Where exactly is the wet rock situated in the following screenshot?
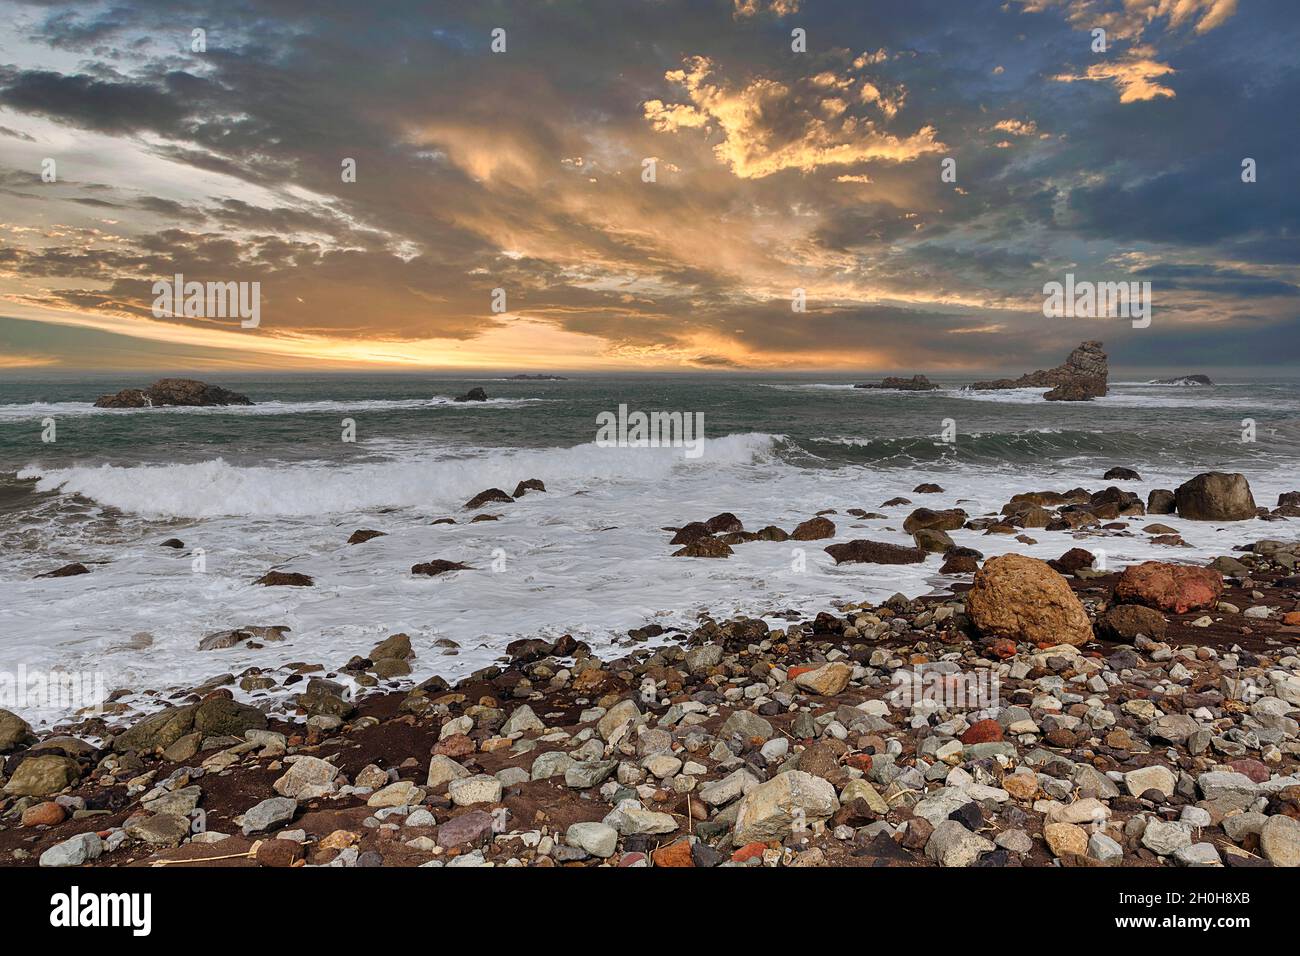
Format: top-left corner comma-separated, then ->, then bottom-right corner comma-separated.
347,529 -> 386,545
512,478 -> 546,497
453,387 -> 488,402
792,516 -> 835,540
913,528 -> 954,553
902,507 -> 967,533
1147,489 -> 1176,514
824,540 -> 925,565
1175,472 -> 1257,521
1104,467 -> 1141,480
412,559 -> 472,576
703,512 -> 743,534
254,571 -> 313,587
672,538 -> 733,558
464,487 -> 512,509
36,563 -> 91,578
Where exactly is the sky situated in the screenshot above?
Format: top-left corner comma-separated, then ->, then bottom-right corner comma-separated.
0,0 -> 1296,373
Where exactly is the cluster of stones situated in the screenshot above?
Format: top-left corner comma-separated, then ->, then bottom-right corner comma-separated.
6,534 -> 1299,867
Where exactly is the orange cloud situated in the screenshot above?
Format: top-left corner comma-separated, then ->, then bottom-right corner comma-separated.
644,56 -> 944,179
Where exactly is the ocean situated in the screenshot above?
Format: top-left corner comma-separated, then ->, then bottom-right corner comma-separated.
2,372 -> 1298,729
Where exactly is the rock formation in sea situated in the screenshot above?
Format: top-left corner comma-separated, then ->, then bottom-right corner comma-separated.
968,341 -> 1107,402
1149,374 -> 1214,386
93,378 -> 254,408
454,387 -> 489,402
853,375 -> 938,391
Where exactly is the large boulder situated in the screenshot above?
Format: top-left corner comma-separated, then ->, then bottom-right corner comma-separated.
193,695 -> 267,737
0,709 -> 35,752
966,554 -> 1093,647
732,771 -> 840,843
94,378 -> 252,408
3,754 -> 81,796
1175,472 -> 1257,521
1113,562 -> 1223,614
112,705 -> 197,753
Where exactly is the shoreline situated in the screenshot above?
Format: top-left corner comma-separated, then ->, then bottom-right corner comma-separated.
2,470 -> 1299,868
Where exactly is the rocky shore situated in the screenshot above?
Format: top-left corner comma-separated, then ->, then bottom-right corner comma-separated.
5,472 -> 1300,870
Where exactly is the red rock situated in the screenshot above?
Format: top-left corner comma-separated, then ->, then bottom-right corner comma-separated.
21,802 -> 66,827
652,839 -> 695,867
787,666 -> 816,680
1228,758 -> 1270,784
844,753 -> 873,771
960,719 -> 1004,744
432,734 -> 475,757
256,839 -> 305,867
731,842 -> 769,863
1113,561 -> 1224,614
619,852 -> 646,867
1283,611 -> 1300,626
984,638 -> 1018,660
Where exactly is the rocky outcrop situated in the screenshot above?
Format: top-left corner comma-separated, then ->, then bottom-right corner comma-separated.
1175,472 -> 1258,521
854,375 -> 938,391
94,378 -> 253,408
966,554 -> 1093,647
969,341 -> 1107,402
453,387 -> 489,402
1149,374 -> 1213,386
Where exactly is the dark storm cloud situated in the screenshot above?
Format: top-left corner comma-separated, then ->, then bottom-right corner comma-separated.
0,0 -> 1295,369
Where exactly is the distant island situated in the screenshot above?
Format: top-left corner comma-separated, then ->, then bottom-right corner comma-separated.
94,378 -> 254,408
854,375 -> 938,391
1148,374 -> 1214,386
507,374 -> 567,381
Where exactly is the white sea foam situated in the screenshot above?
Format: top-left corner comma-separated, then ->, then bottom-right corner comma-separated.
0,396 -> 548,422
3,432 -> 1297,728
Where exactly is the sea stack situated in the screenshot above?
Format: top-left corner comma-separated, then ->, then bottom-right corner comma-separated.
969,341 -> 1107,402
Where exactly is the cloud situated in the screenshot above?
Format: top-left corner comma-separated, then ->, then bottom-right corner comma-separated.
1052,48 -> 1177,102
644,55 -> 944,179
